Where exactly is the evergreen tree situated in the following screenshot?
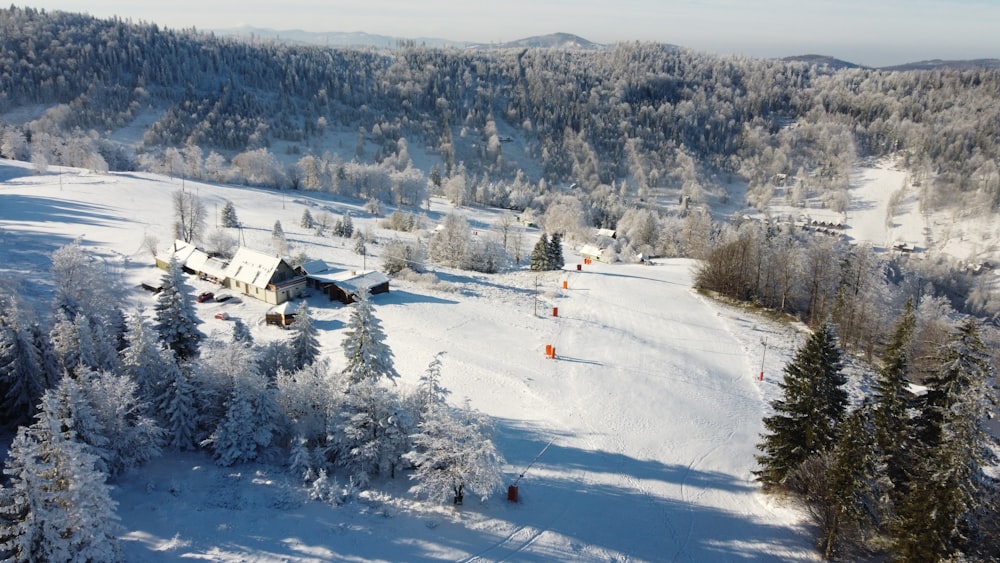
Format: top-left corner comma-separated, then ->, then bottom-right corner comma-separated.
335,377 -> 410,486
530,233 -> 551,271
820,404 -> 879,559
49,308 -> 80,374
300,208 -> 314,229
231,317 -> 254,346
0,387 -> 122,561
120,310 -> 171,410
341,291 -> 399,385
271,219 -> 285,239
755,321 -> 848,487
220,200 -> 240,228
0,301 -> 52,428
203,369 -> 283,466
155,351 -> 199,450
547,231 -> 565,270
288,302 -> 320,371
154,256 -> 204,361
75,366 -> 164,477
893,319 -> 995,561
871,300 -> 916,518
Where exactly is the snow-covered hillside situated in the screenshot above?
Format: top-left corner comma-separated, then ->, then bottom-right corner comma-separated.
0,160 -> 825,561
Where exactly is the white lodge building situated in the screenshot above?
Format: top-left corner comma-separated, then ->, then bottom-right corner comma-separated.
223,247 -> 306,305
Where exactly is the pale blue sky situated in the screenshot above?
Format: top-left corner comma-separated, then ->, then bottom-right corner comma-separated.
24,0 -> 1000,66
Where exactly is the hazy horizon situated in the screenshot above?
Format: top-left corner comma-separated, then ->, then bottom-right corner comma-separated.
18,0 -> 1000,67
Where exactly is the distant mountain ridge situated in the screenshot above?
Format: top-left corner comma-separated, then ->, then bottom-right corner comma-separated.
215,26 -> 997,69
212,27 -> 604,50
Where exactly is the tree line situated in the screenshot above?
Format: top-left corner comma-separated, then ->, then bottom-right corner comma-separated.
755,312 -> 998,560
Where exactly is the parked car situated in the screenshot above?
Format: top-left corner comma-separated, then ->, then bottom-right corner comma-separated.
214,293 -> 238,303
197,291 -> 214,303
214,312 -> 230,321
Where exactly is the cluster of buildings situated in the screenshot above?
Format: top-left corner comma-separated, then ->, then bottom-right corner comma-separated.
154,240 -> 389,309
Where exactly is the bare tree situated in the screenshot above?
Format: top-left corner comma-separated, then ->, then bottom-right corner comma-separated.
172,189 -> 206,244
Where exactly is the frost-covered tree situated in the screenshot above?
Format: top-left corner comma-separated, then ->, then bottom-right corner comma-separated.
155,351 -> 198,450
172,188 -> 206,244
154,257 -> 204,360
381,238 -> 426,275
755,321 -> 848,487
120,310 -> 171,408
335,377 -> 409,485
341,290 -> 398,385
231,317 -> 254,346
288,302 -> 320,371
276,360 -> 342,471
271,219 -> 285,239
0,299 -> 54,427
0,394 -> 122,562
333,213 -> 354,238
203,369 -> 284,466
300,208 -> 314,229
405,398 -> 505,504
428,211 -> 471,268
74,366 -> 164,477
220,200 -> 240,228
893,319 -> 995,560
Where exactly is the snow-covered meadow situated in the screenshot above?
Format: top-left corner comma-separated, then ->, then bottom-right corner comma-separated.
0,157 -> 870,561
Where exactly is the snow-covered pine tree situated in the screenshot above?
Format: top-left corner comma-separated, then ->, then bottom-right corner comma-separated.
155,353 -> 199,450
335,377 -> 409,485
300,208 -> 314,229
529,233 -> 550,271
404,399 -> 505,504
76,366 -> 164,477
0,301 -> 53,428
154,256 -> 204,361
547,231 -> 565,270
288,302 -> 320,371
0,387 -> 122,561
272,219 -> 285,239
277,359 -> 342,472
220,200 -> 240,228
755,321 -> 848,487
120,310 -> 171,409
49,307 -> 80,374
203,368 -> 284,466
231,317 -> 254,346
341,290 -> 399,385
893,319 -> 995,560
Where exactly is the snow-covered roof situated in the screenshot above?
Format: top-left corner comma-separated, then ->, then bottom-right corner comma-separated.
325,270 -> 389,293
156,239 -> 200,266
268,300 -> 298,315
225,247 -> 283,288
298,259 -> 331,275
579,244 -> 604,256
595,228 -> 617,239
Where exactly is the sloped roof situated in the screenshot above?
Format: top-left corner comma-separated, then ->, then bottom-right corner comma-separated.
156,239 -> 200,266
580,244 -> 604,256
327,270 -> 389,293
298,259 -> 331,275
225,247 -> 283,289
